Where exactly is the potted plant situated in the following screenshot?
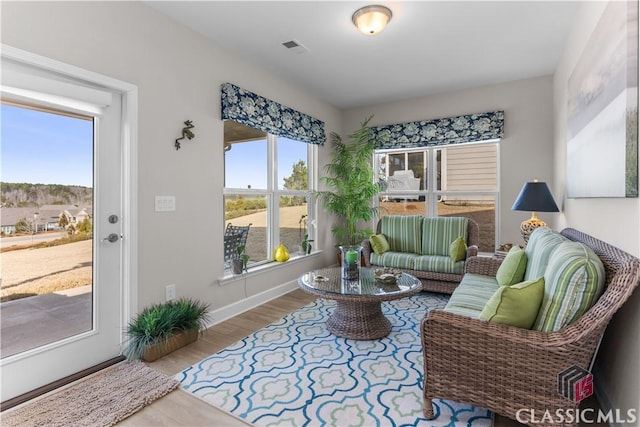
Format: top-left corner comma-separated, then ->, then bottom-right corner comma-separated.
299,214 -> 314,255
232,245 -> 249,274
123,298 -> 210,362
315,116 -> 382,277
301,233 -> 314,255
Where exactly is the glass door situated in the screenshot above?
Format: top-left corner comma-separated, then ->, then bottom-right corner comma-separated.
0,59 -> 127,402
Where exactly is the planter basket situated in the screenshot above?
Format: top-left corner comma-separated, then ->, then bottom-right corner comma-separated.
142,328 -> 199,362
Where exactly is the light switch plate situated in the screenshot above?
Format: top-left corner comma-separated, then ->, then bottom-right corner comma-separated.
155,196 -> 175,212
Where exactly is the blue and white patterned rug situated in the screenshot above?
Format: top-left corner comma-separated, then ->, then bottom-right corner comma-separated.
177,293 -> 493,427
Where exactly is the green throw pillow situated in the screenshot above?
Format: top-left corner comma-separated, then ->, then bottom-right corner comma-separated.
496,246 -> 528,286
449,236 -> 467,262
478,277 -> 545,329
370,234 -> 390,255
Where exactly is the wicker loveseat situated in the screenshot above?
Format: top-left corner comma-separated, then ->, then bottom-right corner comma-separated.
421,227 -> 640,426
362,215 -> 479,293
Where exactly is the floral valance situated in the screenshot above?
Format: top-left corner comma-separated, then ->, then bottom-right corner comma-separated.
221,83 -> 325,145
370,111 -> 504,149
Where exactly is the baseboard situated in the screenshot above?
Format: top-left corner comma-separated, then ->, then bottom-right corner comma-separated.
205,280 -> 298,327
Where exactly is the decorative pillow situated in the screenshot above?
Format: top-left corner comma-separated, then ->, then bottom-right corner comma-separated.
449,236 -> 467,262
369,234 -> 390,255
523,227 -> 566,281
533,241 -> 605,332
478,277 -> 545,329
496,246 -> 528,286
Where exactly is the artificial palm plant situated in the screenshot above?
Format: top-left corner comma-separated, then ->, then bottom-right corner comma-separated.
316,116 -> 381,246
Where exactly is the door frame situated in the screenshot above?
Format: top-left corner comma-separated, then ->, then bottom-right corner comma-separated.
0,44 -> 138,401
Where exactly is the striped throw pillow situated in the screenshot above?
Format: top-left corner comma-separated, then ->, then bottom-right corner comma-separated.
533,241 -> 605,332
421,217 -> 469,256
523,227 -> 566,281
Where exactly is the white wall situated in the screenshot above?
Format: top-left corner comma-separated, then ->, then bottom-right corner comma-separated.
553,1 -> 640,419
343,76 -> 556,247
0,1 -> 340,311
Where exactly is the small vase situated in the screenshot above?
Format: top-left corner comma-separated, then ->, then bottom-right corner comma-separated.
232,259 -> 244,275
340,245 -> 362,280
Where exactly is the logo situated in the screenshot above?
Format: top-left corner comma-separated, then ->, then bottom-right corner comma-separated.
558,365 -> 593,402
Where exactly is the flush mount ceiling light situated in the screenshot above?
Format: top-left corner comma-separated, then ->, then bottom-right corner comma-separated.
352,5 -> 392,36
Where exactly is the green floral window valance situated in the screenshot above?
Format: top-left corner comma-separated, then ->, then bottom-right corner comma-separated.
221,83 -> 325,145
371,111 -> 504,149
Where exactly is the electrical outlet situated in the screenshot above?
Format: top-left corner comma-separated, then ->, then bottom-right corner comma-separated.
165,284 -> 176,301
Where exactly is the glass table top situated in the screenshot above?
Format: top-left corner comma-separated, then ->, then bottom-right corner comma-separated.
299,267 -> 421,297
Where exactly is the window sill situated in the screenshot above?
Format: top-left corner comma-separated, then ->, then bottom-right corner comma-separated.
218,251 -> 323,286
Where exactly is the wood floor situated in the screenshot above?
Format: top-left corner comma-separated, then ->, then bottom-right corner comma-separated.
119,289 -> 603,427
119,289 -> 317,426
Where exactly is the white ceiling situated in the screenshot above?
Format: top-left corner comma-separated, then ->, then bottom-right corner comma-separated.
146,1 -> 581,109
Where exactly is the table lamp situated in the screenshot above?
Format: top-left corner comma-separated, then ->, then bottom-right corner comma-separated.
511,180 -> 559,243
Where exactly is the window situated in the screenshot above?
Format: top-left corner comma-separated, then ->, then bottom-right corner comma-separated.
223,121 -> 315,272
376,142 -> 499,252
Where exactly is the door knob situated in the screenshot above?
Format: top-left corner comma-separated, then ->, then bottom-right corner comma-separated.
103,233 -> 120,243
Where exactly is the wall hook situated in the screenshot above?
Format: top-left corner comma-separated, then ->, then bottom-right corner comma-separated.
175,120 -> 195,150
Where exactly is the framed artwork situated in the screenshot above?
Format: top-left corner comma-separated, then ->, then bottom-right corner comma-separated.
567,0 -> 638,198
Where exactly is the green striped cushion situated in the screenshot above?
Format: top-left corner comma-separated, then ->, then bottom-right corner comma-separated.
523,227 -> 566,281
533,241 -> 605,332
369,251 -> 416,270
414,255 -> 465,274
380,215 -> 422,254
421,217 -> 469,256
445,274 -> 500,313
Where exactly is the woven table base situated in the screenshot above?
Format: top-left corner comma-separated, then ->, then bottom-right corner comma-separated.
327,300 -> 391,339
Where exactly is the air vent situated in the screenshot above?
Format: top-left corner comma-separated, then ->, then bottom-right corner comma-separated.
281,39 -> 309,54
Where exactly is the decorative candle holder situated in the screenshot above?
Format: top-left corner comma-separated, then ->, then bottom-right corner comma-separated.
340,245 -> 362,280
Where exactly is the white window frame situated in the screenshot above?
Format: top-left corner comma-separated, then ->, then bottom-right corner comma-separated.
223,132 -> 317,274
375,141 -> 500,252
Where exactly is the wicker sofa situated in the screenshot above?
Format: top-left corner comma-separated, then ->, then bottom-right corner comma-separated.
362,215 -> 479,293
421,227 -> 640,426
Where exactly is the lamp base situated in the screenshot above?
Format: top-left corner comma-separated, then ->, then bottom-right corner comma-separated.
520,215 -> 547,244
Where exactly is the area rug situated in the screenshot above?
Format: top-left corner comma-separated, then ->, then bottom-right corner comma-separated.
177,293 -> 493,427
2,360 -> 179,427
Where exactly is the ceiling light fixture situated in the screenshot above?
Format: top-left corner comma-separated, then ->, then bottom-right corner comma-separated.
352,5 -> 392,36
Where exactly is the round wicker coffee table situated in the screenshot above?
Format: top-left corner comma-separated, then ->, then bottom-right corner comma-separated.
298,267 -> 421,340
